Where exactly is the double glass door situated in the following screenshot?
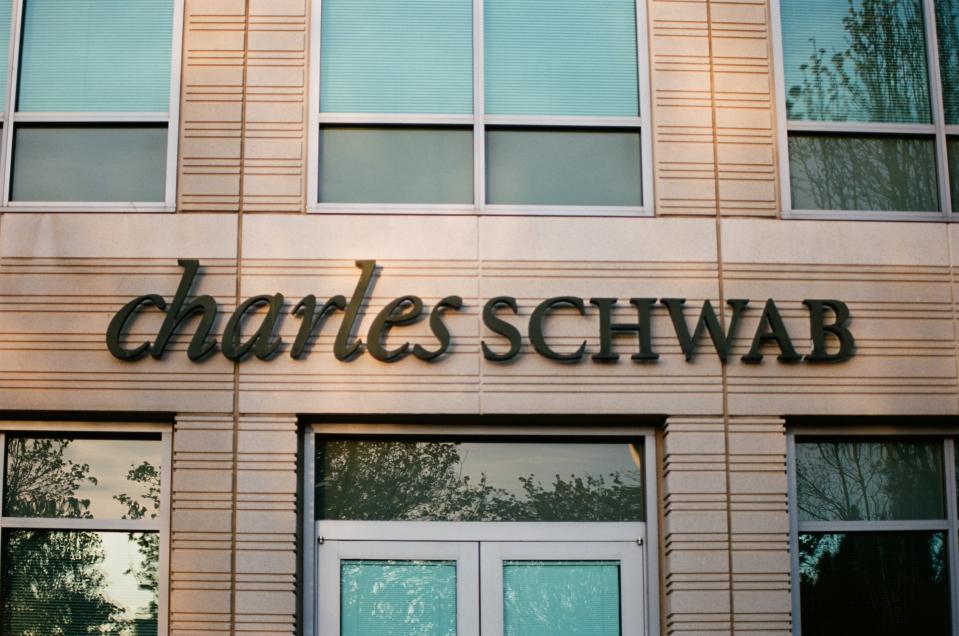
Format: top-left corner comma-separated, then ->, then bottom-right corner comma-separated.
309,435 -> 653,635
316,526 -> 646,636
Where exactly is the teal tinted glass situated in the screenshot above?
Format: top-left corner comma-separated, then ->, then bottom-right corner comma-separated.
317,439 -> 644,521
319,126 -> 472,204
12,125 -> 168,202
950,138 -> 959,207
796,439 -> 945,521
0,0 -> 10,99
341,560 -> 456,636
2,530 -> 159,636
788,133 -> 939,212
485,0 -> 638,116
503,561 -> 620,636
320,0 -> 471,114
781,0 -> 931,123
486,129 -> 642,206
4,436 -> 162,519
799,532 -> 948,635
937,0 -> 959,123
18,0 -> 173,112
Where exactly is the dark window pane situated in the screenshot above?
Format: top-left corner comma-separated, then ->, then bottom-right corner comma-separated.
796,439 -> 945,521
11,125 -> 168,202
781,0 -> 931,123
2,530 -> 159,636
486,128 -> 642,206
4,436 -> 162,519
799,532 -> 949,636
316,440 -> 645,521
788,134 -> 939,212
936,0 -> 959,124
318,126 -> 472,204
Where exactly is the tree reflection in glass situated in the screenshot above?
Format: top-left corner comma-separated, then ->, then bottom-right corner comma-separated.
781,0 -> 940,211
1,436 -> 161,635
316,440 -> 644,521
796,439 -> 944,521
340,560 -> 456,636
799,532 -> 949,635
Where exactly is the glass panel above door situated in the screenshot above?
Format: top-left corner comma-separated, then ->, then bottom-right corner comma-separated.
316,439 -> 645,521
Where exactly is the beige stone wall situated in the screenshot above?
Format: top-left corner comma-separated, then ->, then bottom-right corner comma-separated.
0,0 -> 951,634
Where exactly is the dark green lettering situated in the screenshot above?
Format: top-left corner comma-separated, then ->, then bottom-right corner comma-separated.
413,296 -> 464,361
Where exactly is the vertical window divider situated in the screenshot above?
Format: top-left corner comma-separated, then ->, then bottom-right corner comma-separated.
786,431 -> 802,636
307,0 -> 322,207
1,0 -> 23,206
473,0 -> 485,211
158,430 -> 172,636
945,438 -> 959,636
923,0 -> 953,216
636,0 -> 654,211
301,431 -> 316,636
164,0 -> 185,209
0,431 -> 5,614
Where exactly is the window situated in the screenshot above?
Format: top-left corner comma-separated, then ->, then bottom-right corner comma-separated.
308,0 -> 653,214
788,433 -> 959,635
773,0 -> 959,218
0,423 -> 171,635
302,425 -> 660,635
0,0 -> 182,210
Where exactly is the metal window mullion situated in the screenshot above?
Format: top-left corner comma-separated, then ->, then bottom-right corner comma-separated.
307,0 -> 323,207
164,0 -> 185,209
797,519 -> 950,532
642,431 -> 661,636
316,112 -> 473,126
11,111 -> 170,123
0,517 -> 161,531
303,432 -> 316,636
921,0 -> 952,216
158,430 -> 172,636
943,438 -> 959,636
635,0 -> 654,213
483,114 -> 643,128
473,0 -> 485,209
2,0 -> 24,205
769,0 -> 794,216
787,432 -> 802,636
785,119 -> 938,135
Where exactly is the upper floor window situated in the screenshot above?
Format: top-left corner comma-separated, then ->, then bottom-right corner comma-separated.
774,0 -> 959,219
0,0 -> 182,211
308,0 -> 653,214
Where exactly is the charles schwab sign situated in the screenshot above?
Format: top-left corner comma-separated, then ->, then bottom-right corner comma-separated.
106,259 -> 855,364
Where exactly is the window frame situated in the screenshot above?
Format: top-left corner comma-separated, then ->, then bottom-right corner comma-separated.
301,422 -> 661,636
0,420 -> 172,635
306,0 -> 655,216
770,0 -> 958,221
0,0 -> 184,213
786,427 -> 959,636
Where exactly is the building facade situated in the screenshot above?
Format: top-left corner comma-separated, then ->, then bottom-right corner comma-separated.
0,0 -> 956,634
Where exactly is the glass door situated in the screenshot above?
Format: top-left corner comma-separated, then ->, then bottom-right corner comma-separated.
317,537 -> 643,636
480,541 -> 644,636
317,540 -> 479,636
